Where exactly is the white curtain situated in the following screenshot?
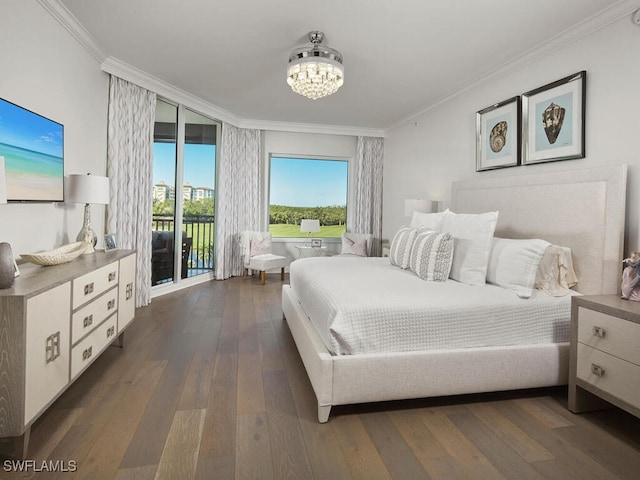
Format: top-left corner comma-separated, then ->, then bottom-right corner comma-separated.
106,76 -> 156,307
349,136 -> 384,256
215,123 -> 262,280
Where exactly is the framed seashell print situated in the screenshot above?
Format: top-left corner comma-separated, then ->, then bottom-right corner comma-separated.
476,96 -> 521,171
521,71 -> 586,165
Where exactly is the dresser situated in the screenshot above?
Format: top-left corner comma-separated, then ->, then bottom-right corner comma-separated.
568,295 -> 640,419
0,250 -> 136,458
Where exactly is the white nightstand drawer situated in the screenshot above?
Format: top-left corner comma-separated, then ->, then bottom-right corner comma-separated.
577,343 -> 640,409
577,307 -> 640,365
71,315 -> 118,380
71,288 -> 118,345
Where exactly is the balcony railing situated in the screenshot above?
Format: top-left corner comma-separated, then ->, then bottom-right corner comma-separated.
152,214 -> 215,284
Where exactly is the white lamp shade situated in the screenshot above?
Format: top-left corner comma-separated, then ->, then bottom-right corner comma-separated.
404,198 -> 429,217
66,174 -> 109,204
300,219 -> 321,234
0,157 -> 6,204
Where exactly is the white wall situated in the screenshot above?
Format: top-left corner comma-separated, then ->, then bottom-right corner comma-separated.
262,131 -> 357,261
0,1 -> 109,257
383,16 -> 640,253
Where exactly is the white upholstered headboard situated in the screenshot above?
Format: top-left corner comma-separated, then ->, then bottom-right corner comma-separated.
451,165 -> 627,296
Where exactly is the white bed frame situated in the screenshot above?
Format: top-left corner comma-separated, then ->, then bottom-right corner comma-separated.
282,165 -> 627,422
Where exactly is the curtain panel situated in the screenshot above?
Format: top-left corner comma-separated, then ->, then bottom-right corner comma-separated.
215,124 -> 262,280
349,136 -> 384,257
106,76 -> 156,307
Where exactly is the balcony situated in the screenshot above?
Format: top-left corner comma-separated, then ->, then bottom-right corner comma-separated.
151,214 -> 215,285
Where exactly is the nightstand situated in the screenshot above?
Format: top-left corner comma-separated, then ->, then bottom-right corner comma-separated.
568,295 -> 640,419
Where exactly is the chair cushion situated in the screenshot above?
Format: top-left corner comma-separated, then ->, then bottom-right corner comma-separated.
248,253 -> 287,271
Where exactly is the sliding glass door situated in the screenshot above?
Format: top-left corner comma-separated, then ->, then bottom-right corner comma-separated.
152,100 -> 218,287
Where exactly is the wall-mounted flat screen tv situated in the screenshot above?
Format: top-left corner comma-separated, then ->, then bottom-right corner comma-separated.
0,97 -> 64,202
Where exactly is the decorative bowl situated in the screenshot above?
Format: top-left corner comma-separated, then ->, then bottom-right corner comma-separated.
21,241 -> 90,266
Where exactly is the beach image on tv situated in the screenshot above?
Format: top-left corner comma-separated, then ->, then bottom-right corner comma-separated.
0,98 -> 64,202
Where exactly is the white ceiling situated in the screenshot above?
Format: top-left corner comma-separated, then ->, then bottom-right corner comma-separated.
55,0 -> 636,131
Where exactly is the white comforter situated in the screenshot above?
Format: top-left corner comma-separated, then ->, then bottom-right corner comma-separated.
289,256 -> 574,355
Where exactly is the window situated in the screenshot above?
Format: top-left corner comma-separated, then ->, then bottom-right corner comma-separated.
269,156 -> 348,238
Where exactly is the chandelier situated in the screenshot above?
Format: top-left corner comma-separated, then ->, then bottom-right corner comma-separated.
287,31 -> 344,100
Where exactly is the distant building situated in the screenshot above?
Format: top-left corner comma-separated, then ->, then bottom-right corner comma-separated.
154,181 -> 214,202
193,186 -> 215,200
183,182 -> 193,201
153,181 -> 175,202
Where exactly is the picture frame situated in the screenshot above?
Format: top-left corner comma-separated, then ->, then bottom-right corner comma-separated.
311,238 -> 322,248
521,71 -> 586,165
476,96 -> 521,171
104,233 -> 118,251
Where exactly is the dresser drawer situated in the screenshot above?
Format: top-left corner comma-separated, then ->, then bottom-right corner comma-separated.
70,315 -> 118,380
577,307 -> 640,366
71,288 -> 118,344
72,262 -> 119,309
576,343 -> 640,410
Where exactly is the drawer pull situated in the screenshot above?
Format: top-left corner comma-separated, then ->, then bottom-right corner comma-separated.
107,299 -> 116,310
108,271 -> 117,282
84,282 -> 94,295
592,326 -> 606,338
126,282 -> 133,301
45,332 -> 61,363
107,326 -> 115,338
591,363 -> 605,377
83,314 -> 93,328
82,346 -> 93,361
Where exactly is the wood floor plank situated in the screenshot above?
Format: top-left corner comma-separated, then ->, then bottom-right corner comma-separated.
235,413 -> 274,480
114,465 -> 158,480
26,407 -> 84,461
513,397 -> 574,428
154,408 -> 206,480
418,409 -> 508,480
332,415 -> 393,480
263,369 -> 314,479
467,402 -> 554,463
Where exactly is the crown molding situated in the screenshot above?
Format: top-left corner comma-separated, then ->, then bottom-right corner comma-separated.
386,0 -> 640,132
37,0 -> 107,63
239,119 -> 384,138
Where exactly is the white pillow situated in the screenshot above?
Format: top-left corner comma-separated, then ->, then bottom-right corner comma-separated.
250,236 -> 271,256
389,226 -> 418,269
440,210 -> 499,286
341,234 -> 368,256
410,210 -> 448,230
486,237 -> 551,298
535,245 -> 578,296
409,230 -> 453,281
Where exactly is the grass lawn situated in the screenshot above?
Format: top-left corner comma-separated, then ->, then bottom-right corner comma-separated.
270,224 -> 345,238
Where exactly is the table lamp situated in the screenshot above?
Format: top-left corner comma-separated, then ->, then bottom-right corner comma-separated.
300,219 -> 320,245
67,173 -> 109,253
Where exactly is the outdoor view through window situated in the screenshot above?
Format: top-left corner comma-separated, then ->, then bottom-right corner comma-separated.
269,156 -> 348,238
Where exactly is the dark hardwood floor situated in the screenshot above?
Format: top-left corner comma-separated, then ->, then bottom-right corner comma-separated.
3,274 -> 640,479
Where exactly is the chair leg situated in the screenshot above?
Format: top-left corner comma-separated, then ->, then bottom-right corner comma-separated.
243,268 -> 248,278
281,267 -> 285,281
260,271 -> 266,285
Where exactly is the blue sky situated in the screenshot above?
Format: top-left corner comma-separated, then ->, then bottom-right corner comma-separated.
154,143 -> 215,189
0,98 -> 63,158
270,157 -> 348,207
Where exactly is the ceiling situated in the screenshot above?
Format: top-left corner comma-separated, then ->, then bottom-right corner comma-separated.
55,0 -> 634,132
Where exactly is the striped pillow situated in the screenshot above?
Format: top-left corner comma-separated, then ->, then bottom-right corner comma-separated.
389,227 -> 418,269
409,230 -> 454,281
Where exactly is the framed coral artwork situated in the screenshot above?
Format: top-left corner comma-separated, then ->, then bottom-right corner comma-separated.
521,71 -> 586,165
476,96 -> 521,171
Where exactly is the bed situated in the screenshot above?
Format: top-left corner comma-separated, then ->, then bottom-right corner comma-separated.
282,165 -> 627,422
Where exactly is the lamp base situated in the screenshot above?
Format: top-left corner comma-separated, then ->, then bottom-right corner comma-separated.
76,203 -> 97,254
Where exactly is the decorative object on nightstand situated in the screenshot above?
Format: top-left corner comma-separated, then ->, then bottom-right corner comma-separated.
621,251 -> 640,301
0,243 -> 16,289
300,219 -> 320,245
568,295 -> 640,419
66,173 -> 110,254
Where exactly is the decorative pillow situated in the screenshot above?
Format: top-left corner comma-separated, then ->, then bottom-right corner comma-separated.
410,210 -> 448,230
440,210 -> 499,286
486,237 -> 551,298
389,226 -> 419,269
341,235 -> 368,256
249,236 -> 271,256
409,230 -> 453,281
535,245 -> 578,296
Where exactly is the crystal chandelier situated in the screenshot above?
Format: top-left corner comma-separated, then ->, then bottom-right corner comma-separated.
287,31 -> 344,100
